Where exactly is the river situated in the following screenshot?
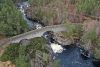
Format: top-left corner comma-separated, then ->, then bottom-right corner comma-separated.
17,1 -> 94,67
17,1 -> 43,30
55,46 -> 93,67
43,31 -> 94,67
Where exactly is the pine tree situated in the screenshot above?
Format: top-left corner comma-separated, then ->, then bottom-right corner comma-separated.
0,0 -> 29,37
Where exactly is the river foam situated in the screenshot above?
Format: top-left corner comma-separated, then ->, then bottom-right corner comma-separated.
50,43 -> 64,53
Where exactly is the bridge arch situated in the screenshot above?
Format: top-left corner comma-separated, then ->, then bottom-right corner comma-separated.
42,31 -> 54,38
42,31 -> 55,43
0,24 -> 66,46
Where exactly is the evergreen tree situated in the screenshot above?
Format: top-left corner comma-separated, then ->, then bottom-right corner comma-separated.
0,0 -> 29,37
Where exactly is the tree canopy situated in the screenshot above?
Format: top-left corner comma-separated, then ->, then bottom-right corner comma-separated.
0,0 -> 29,37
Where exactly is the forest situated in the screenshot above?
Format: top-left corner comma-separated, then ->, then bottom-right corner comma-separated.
0,0 -> 28,37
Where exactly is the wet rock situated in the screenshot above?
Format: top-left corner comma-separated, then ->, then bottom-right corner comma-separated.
54,32 -> 73,46
57,38 -> 72,46
80,49 -> 91,60
93,59 -> 100,67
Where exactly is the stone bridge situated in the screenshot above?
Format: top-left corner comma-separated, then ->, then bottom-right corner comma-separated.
0,24 -> 66,46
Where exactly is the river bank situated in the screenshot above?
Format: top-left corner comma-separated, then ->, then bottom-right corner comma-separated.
17,1 -> 100,67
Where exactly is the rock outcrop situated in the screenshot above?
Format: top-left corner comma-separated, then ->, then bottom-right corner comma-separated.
54,32 -> 73,46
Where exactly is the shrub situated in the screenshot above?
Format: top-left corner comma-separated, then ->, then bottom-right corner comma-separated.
0,43 -> 20,62
0,0 -> 29,37
93,48 -> 100,59
15,55 -> 30,67
76,0 -> 96,15
28,0 -> 54,6
26,0 -> 67,25
26,37 -> 47,51
64,23 -> 83,40
0,37 -> 49,66
95,0 -> 100,9
69,0 -> 76,4
81,29 -> 97,44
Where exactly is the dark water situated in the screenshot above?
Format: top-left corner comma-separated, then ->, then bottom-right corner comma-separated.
55,46 -> 94,67
43,31 -> 94,67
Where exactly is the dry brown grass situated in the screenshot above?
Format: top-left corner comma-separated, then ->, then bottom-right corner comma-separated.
83,20 -> 100,36
26,0 -> 68,25
0,61 -> 15,67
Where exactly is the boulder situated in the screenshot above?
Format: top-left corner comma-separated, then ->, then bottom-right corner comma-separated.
54,32 -> 73,46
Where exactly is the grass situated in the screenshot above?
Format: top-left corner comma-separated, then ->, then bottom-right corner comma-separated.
76,0 -> 96,14
63,23 -> 83,40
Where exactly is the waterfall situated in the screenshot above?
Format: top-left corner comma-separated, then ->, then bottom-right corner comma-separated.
50,43 -> 64,53
18,2 -> 43,30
